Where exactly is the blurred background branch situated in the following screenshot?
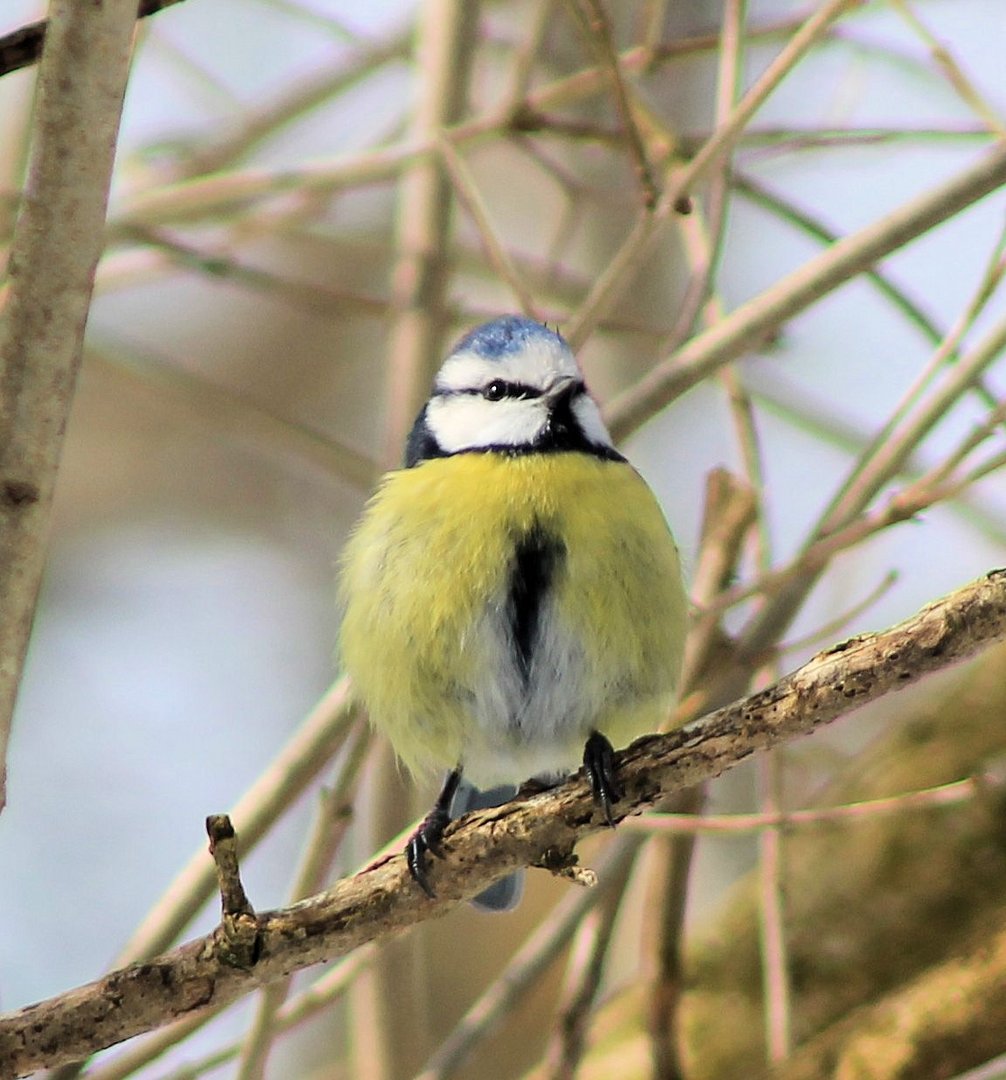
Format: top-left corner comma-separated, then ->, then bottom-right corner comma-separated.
0,0 -> 137,811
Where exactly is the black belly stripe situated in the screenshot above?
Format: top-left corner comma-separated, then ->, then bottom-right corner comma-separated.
507,525 -> 566,683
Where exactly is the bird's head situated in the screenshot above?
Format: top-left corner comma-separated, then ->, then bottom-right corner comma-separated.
408,315 -> 617,465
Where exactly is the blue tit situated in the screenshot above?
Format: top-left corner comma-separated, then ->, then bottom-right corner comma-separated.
339,315 -> 687,910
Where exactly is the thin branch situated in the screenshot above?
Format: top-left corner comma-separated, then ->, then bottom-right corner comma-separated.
623,774 -> 990,835
502,0 -> 555,106
644,471 -> 758,1080
380,0 -> 478,463
41,696 -> 360,1080
758,754 -> 792,1063
0,1 -> 186,80
564,0 -> 862,349
114,683 -> 357,966
361,6 -> 482,1077
818,217 -> 1006,532
111,14 -> 809,227
566,0 -> 660,208
103,222 -> 393,318
235,729 -> 371,1080
174,31 -> 411,179
681,469 -> 759,689
735,310 -> 1006,657
87,341 -> 378,493
731,171 -> 946,354
437,135 -> 540,317
779,571 -> 900,656
604,141 -> 1006,442
415,839 -> 646,1080
544,856 -> 635,1080
646,6 -> 753,1067
890,0 -> 1006,138
0,0 -> 138,812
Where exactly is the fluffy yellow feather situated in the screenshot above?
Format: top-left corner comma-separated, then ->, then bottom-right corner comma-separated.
340,451 -> 686,784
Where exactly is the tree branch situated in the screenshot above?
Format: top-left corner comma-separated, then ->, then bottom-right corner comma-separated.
1,570 -> 1005,1077
0,1 -> 186,81
604,139 -> 1006,441
0,0 -> 138,812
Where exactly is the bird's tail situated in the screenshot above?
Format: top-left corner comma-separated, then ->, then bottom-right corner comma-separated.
451,780 -> 523,912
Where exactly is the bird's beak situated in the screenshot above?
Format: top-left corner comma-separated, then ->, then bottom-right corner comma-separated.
544,375 -> 580,406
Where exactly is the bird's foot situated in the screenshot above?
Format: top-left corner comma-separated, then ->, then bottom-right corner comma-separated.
406,767 -> 462,898
583,731 -> 622,827
406,809 -> 450,898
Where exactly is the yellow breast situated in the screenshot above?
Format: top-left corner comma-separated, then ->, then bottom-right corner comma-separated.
339,452 -> 687,783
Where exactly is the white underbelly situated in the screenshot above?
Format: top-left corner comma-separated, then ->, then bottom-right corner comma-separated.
459,597 -> 601,787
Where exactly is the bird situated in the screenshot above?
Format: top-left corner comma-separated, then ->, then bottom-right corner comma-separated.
339,315 -> 687,910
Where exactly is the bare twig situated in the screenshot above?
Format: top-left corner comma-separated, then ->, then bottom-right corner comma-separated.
207,815 -> 254,919
646,470 -> 756,1080
206,815 -> 260,971
624,774 -> 991,835
0,0 -> 138,812
544,854 -> 635,1080
644,4 -> 753,1055
604,141 -> 1006,441
0,1 -> 185,80
737,310 -> 1006,656
758,754 -> 792,1063
437,135 -> 540,316
780,571 -> 900,655
566,0 -> 660,208
115,683 -> 358,966
40,701 -> 360,1080
235,728 -> 370,1080
732,171 -> 945,347
83,948 -> 377,1080
86,342 -> 378,492
681,470 -> 759,689
564,0 -> 863,349
111,15 -> 808,227
174,30 -> 411,179
502,0 -> 555,105
890,0 -> 1006,138
415,839 -> 645,1080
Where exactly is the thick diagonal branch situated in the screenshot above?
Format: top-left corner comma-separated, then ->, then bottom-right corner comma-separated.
1,569 -> 1005,1077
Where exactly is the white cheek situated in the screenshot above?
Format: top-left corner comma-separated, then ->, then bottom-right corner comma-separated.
573,396 -> 614,448
426,396 -> 547,452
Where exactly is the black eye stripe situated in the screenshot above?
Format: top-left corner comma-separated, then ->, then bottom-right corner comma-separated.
434,379 -> 587,400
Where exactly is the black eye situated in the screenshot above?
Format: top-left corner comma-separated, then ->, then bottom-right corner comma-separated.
480,380 -> 543,401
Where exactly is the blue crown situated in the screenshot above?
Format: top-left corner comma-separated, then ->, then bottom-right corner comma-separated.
452,315 -> 569,359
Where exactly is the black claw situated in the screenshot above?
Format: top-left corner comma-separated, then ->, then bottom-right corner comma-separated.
584,731 -> 622,826
406,811 -> 448,898
405,767 -> 462,898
